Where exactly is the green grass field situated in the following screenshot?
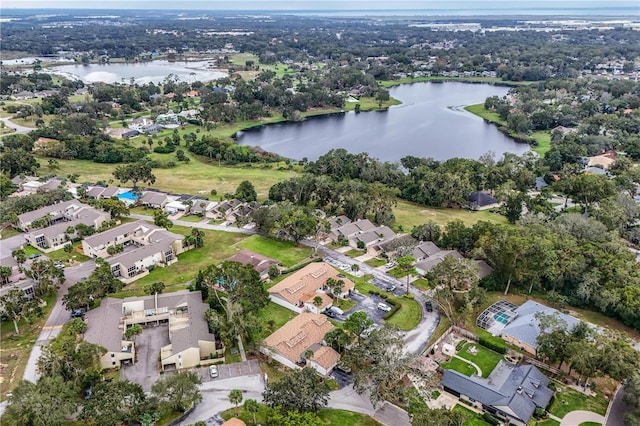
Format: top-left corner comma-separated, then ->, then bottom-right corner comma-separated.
236,235 -> 312,267
257,302 -> 297,340
548,383 -> 609,419
364,258 -> 386,268
411,278 -> 430,291
455,342 -> 504,378
393,199 -> 507,230
220,404 -> 382,426
452,404 -> 491,426
441,357 -> 479,377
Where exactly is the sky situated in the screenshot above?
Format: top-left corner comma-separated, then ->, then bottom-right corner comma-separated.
0,0 -> 636,10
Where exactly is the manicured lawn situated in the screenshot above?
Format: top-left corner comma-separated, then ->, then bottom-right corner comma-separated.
21,244 -> 90,266
456,342 -> 504,378
220,404 -> 382,426
178,214 -> 205,223
452,404 -> 491,426
531,131 -> 552,157
412,278 -> 430,291
237,235 -> 312,267
535,419 -> 561,426
441,357 -> 479,377
549,383 -> 609,419
109,229 -> 248,297
365,258 -> 386,268
0,292 -> 56,401
0,227 -> 21,240
393,199 -> 507,231
333,298 -> 357,312
464,103 -> 506,125
344,249 -> 366,258
576,422 -> 600,426
257,302 -> 297,340
387,266 -> 409,278
343,96 -> 402,111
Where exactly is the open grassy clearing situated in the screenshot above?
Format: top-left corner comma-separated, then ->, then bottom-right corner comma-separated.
531,130 -> 552,157
236,235 -> 312,268
0,227 -> 22,239
548,383 -> 609,419
365,258 -> 386,267
343,96 -> 402,111
393,199 -> 507,231
0,292 -> 56,401
36,154 -> 296,201
344,248 -> 366,258
257,302 -> 297,340
412,278 -> 430,291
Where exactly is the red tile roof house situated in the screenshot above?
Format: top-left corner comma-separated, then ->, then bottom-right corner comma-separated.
267,262 -> 354,314
261,312 -> 341,376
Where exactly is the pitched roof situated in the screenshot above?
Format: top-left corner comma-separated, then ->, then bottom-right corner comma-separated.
18,200 -> 84,224
500,300 -> 581,350
262,312 -> 335,364
415,250 -> 464,273
84,297 -> 128,352
334,219 -> 376,238
413,241 -> 442,259
301,292 -> 333,310
468,191 -> 498,207
357,225 -> 396,245
226,250 -> 279,276
310,345 -> 341,370
83,220 -> 155,248
268,262 -> 354,306
442,361 -> 553,423
140,191 -> 168,205
221,419 -> 247,426
107,228 -> 183,269
328,215 -> 352,231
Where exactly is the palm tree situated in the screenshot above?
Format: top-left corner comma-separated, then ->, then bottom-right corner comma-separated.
351,264 -> 360,275
244,399 -> 259,425
229,389 -> 243,415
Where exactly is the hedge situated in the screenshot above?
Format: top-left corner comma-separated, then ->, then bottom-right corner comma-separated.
382,298 -> 400,320
154,145 -> 177,153
482,413 -> 500,425
478,336 -> 507,354
280,257 -> 322,275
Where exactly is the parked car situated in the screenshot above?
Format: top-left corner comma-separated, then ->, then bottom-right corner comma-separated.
324,309 -> 336,318
209,365 -> 219,378
70,309 -> 85,318
425,301 -> 434,312
54,262 -> 65,269
386,285 -> 397,292
377,303 -> 392,312
28,253 -> 42,260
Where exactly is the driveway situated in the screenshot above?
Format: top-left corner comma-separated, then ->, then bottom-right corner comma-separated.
0,234 -> 27,259
560,410 -> 605,426
120,324 -> 170,391
340,291 -> 393,327
0,117 -> 35,137
23,259 -> 96,382
606,386 -> 632,426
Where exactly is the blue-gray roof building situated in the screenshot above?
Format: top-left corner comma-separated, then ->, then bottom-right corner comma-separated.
441,361 -> 554,425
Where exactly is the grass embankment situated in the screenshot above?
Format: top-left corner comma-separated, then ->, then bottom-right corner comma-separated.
0,292 -> 57,401
464,103 -> 552,157
220,403 -> 381,426
548,383 -> 609,418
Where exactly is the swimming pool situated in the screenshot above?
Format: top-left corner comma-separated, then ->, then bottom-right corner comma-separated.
118,191 -> 139,201
494,313 -> 511,324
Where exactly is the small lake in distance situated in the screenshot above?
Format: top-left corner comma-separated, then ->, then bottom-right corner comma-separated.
51,60 -> 227,84
237,82 -> 530,162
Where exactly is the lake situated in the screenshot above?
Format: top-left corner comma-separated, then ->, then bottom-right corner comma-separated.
236,82 -> 530,162
51,60 -> 227,85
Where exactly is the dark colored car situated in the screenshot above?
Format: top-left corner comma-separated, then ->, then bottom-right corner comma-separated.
425,302 -> 433,312
28,253 -> 42,260
71,310 -> 85,318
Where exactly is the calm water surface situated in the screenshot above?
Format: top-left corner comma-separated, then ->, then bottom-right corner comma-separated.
237,82 -> 530,162
51,60 -> 227,84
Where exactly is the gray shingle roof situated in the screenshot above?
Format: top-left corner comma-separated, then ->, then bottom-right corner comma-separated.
83,220 -> 151,248
500,300 -> 581,350
18,200 -> 83,225
441,361 -> 553,423
412,241 -> 442,259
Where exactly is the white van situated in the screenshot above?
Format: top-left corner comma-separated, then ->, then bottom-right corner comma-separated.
377,303 -> 392,312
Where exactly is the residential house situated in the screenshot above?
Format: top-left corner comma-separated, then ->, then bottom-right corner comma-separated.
86,186 -> 120,200
105,127 -> 139,139
498,300 -> 581,355
222,418 -> 247,426
128,117 -> 155,132
164,200 -> 190,215
189,199 -> 216,216
415,250 -> 464,275
267,262 -> 354,314
441,361 -> 554,426
261,312 -> 340,376
156,111 -> 179,127
412,241 -> 443,261
330,218 -> 397,252
0,256 -> 20,285
11,91 -> 35,100
20,201 -> 110,252
82,220 -> 185,283
139,191 -> 169,209
0,279 -> 36,301
84,291 -> 221,371
38,178 -> 64,192
468,191 -> 500,211
208,199 -> 259,223
226,250 -> 279,280
587,150 -> 617,169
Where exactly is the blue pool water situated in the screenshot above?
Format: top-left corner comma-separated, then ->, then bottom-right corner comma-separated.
118,191 -> 139,201
494,313 -> 511,324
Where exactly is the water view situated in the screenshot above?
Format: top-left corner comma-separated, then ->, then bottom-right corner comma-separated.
237,82 -> 530,162
51,60 -> 227,84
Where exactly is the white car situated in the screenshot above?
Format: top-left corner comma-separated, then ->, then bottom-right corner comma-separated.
209,365 -> 219,378
377,302 -> 392,312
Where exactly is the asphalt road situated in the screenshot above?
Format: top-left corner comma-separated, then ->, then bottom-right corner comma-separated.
0,117 -> 35,138
606,386 -> 632,426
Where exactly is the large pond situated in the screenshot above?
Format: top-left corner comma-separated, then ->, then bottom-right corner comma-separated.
50,60 -> 227,85
237,82 -> 530,162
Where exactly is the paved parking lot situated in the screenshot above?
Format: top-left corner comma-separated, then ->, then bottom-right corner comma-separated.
342,291 -> 388,326
198,359 -> 261,383
121,324 -> 170,391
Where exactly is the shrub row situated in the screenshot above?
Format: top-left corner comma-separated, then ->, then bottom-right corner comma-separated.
382,298 -> 400,320
482,413 -> 501,425
478,336 -> 507,354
